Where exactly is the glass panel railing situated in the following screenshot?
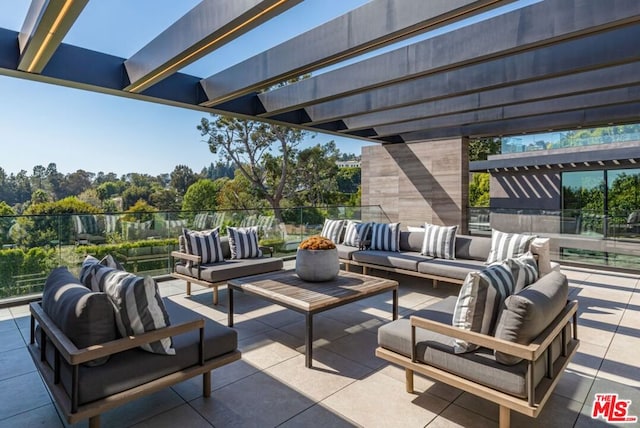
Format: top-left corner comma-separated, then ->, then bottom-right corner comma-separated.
0,205 -> 389,301
467,207 -> 640,270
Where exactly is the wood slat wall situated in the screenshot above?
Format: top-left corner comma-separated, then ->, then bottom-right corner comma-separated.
362,139 -> 468,231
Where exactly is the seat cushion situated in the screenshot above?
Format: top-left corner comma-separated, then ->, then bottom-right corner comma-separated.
416,258 -> 486,280
175,257 -> 284,283
378,296 -> 547,398
336,243 -> 360,260
41,298 -> 238,406
352,250 -> 430,271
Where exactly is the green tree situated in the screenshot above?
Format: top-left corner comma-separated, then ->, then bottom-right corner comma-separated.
182,179 -> 221,213
216,173 -> 265,210
170,165 -> 198,195
0,201 -> 15,244
290,142 -> 340,206
122,185 -> 152,210
198,114 -> 305,220
121,199 -> 157,222
468,138 -> 501,161
150,188 -> 181,211
469,173 -> 490,207
336,166 -> 361,196
14,197 -> 99,247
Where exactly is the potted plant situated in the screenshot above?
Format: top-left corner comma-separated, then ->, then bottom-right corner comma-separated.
296,235 -> 339,282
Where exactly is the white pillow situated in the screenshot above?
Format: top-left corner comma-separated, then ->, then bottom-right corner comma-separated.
452,263 -> 515,353
320,219 -> 344,243
486,229 -> 536,264
529,237 -> 552,275
407,226 -> 425,232
420,224 -> 457,259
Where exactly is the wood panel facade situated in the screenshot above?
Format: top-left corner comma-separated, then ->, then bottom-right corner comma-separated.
362,139 -> 469,231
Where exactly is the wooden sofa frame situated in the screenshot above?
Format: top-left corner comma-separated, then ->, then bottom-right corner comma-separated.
376,300 -> 579,428
170,245 -> 274,305
28,302 -> 241,428
342,258 -> 464,288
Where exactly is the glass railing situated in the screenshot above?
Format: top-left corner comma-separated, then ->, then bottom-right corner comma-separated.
467,207 -> 640,270
500,127 -> 640,154
0,205 -> 389,301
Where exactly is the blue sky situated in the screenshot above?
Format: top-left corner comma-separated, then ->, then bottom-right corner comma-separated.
0,1 -> 372,177
0,0 -> 536,177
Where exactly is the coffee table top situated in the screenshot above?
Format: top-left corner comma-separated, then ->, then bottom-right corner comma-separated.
227,269 -> 398,312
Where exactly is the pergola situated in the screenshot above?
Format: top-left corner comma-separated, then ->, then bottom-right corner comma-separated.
1,0 -> 639,145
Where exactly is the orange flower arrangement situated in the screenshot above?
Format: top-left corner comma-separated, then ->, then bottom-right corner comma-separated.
298,235 -> 336,250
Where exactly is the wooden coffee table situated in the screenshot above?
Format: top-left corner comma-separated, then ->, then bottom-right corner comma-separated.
227,269 -> 398,368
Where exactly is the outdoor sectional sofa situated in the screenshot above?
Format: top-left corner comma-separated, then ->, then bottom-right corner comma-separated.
339,231 -> 557,288
171,235 -> 284,304
28,265 -> 240,428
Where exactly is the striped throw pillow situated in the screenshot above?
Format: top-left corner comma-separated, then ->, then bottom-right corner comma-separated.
370,222 -> 401,252
342,221 -> 371,248
227,226 -> 263,259
81,259 -> 175,355
452,263 -> 515,353
183,227 -> 224,264
321,219 -> 344,243
486,229 -> 536,264
193,213 -> 209,230
420,224 -> 458,259
505,251 -> 539,292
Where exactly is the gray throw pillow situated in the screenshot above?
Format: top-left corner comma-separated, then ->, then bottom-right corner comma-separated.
42,267 -> 117,366
493,270 -> 568,365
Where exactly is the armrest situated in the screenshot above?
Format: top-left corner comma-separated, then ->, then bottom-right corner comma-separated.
259,246 -> 274,257
410,299 -> 579,363
30,302 -> 205,366
171,251 -> 201,264
410,316 -> 537,362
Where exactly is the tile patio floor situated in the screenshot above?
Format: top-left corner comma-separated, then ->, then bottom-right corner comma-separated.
1,262 -> 639,427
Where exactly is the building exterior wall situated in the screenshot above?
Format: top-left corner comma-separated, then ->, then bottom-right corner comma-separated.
361,139 -> 468,231
489,170 -> 561,211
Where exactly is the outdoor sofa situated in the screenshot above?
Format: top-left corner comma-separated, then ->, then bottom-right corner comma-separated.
340,230 -> 557,288
28,264 -> 240,428
171,234 -> 283,304
376,269 -> 579,428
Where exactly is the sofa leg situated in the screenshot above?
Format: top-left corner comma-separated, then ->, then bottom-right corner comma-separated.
499,406 -> 510,428
433,279 -> 438,289
203,371 -> 211,397
186,281 -> 192,296
345,263 -> 350,272
213,287 -> 219,305
405,368 -> 414,393
89,415 -> 100,428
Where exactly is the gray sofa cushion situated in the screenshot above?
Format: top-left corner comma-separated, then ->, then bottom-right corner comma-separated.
378,296 -> 548,398
175,257 -> 283,283
416,258 -> 486,280
454,234 -> 491,261
336,243 -> 360,260
42,267 -> 117,366
352,250 -> 431,271
494,270 -> 568,365
41,298 -> 238,405
399,231 -> 424,252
